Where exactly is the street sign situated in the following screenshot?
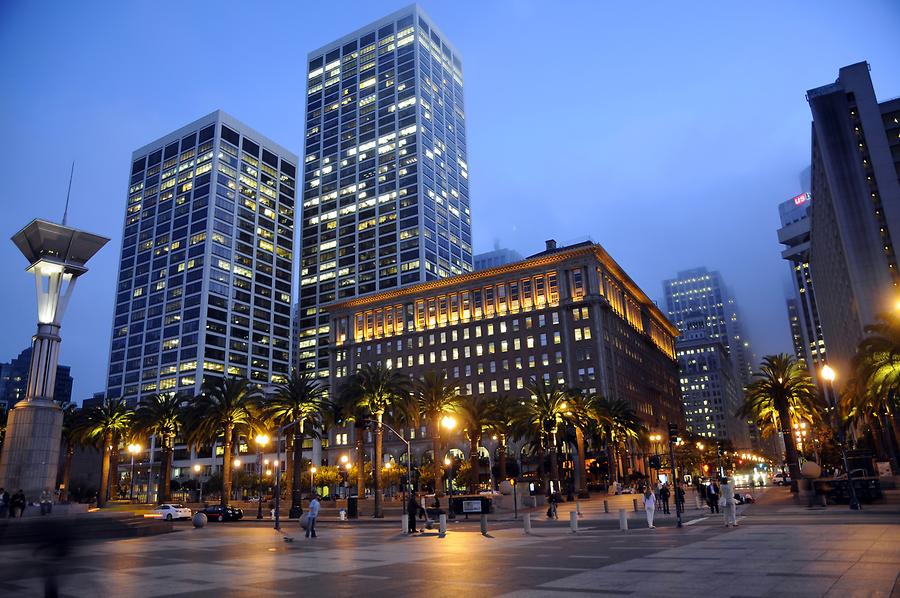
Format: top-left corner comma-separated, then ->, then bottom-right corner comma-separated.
462,500 -> 482,513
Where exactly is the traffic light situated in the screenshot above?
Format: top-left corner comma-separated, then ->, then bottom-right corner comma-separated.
667,422 -> 679,441
649,455 -> 661,469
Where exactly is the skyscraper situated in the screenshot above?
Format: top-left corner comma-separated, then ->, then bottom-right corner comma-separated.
777,192 -> 826,372
807,62 -> 900,374
106,111 -> 298,403
298,5 -> 472,378
474,246 -> 523,271
0,347 -> 73,412
663,268 -> 754,445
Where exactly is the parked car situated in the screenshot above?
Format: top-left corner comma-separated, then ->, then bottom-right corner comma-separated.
772,473 -> 792,486
153,503 -> 192,520
199,505 -> 244,522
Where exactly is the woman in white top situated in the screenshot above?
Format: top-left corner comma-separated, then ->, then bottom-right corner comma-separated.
642,487 -> 657,529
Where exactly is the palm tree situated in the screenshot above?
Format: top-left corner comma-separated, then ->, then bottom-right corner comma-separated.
332,385 -> 371,504
134,393 -> 186,502
565,390 -> 608,497
457,395 -> 495,492
595,396 -> 645,485
59,403 -> 84,503
413,370 -> 461,496
849,316 -> 900,464
343,364 -> 408,518
520,377 -> 570,494
738,354 -> 818,492
185,377 -> 261,507
80,397 -> 133,507
486,394 -> 522,482
264,370 -> 328,518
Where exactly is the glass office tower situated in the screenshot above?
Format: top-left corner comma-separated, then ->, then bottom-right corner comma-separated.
298,5 -> 472,377
106,111 -> 298,402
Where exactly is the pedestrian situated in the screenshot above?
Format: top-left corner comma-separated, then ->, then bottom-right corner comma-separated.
721,477 -> 738,527
11,489 -> 26,518
547,492 -> 559,519
306,494 -> 320,538
674,484 -> 685,513
659,483 -> 671,514
0,488 -> 8,519
642,487 -> 657,529
707,480 -> 720,514
406,494 -> 421,534
40,488 -> 53,516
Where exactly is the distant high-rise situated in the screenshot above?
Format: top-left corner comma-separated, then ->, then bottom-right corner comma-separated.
807,61 -> 900,374
663,268 -> 753,445
0,347 -> 73,412
298,5 -> 472,378
474,247 -> 522,271
106,111 -> 297,403
777,192 -> 826,372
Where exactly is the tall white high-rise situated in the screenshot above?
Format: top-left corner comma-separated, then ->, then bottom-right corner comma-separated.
298,5 -> 472,377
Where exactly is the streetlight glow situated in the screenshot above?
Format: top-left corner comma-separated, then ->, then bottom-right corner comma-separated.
441,415 -> 457,430
128,443 -> 141,454
821,364 -> 836,382
233,458 -> 242,467
311,466 -> 317,474
256,433 -> 270,446
340,455 -> 349,464
444,457 -> 451,466
193,464 -> 201,473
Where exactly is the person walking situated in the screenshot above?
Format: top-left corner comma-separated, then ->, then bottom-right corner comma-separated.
40,489 -> 53,516
547,492 -> 560,519
406,494 -> 421,534
0,488 -> 8,518
674,483 -> 685,513
706,480 -> 720,514
642,487 -> 657,529
721,477 -> 738,527
11,490 -> 26,518
306,494 -> 320,538
659,483 -> 671,514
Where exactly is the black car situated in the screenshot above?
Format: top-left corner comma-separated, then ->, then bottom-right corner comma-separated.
199,505 -> 244,522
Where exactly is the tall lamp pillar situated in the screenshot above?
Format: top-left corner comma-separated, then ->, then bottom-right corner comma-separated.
0,220 -> 108,501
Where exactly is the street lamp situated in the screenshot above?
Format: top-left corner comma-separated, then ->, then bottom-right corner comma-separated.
821,365 -> 860,510
256,434 -> 270,520
193,463 -> 203,503
444,456 -> 455,496
310,466 -> 317,494
127,443 -> 141,502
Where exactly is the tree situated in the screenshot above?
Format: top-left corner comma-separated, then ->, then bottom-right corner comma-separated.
486,394 -> 522,482
333,383 -> 370,502
343,364 -> 408,518
185,377 -> 261,507
264,370 -> 328,518
520,377 -> 570,493
565,390 -> 608,497
80,398 -> 133,507
737,354 -> 819,493
59,403 -> 84,503
457,395 -> 494,491
134,393 -> 186,502
596,396 -> 645,485
412,370 -> 461,496
849,316 -> 900,466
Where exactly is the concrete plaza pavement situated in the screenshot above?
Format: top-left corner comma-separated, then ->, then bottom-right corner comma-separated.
1,488 -> 898,597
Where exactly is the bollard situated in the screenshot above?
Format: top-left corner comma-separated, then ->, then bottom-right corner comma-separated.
633,498 -> 639,512
820,494 -> 827,507
618,508 -> 628,531
569,510 -> 578,533
402,514 -> 407,534
439,514 -> 447,537
480,514 -> 488,535
603,499 -> 609,513
695,495 -> 702,509
523,512 -> 532,535
576,501 -> 583,517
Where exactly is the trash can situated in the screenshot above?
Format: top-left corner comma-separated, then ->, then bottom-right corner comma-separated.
347,496 -> 358,519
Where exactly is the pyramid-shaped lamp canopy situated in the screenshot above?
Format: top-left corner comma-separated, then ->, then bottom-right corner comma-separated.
12,219 -> 109,276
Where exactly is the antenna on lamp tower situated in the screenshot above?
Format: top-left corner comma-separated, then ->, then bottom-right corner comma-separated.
62,161 -> 75,226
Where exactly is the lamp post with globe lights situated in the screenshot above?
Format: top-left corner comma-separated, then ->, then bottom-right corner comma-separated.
821,365 -> 860,510
193,464 -> 203,503
127,443 -> 141,501
255,434 -> 270,519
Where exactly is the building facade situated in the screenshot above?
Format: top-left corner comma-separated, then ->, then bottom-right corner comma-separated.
807,61 -> 900,375
105,110 -> 297,404
324,240 -> 683,475
0,347 -> 72,412
298,5 -> 473,379
474,247 -> 523,271
777,192 -> 827,372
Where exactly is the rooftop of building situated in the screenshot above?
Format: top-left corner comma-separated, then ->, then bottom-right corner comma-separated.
326,238 -> 679,336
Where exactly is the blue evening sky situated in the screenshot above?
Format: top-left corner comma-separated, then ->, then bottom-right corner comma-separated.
1,1 -> 899,402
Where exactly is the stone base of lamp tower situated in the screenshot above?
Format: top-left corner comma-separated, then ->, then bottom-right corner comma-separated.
0,399 -> 62,501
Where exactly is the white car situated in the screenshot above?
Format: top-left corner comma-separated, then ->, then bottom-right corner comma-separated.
153,503 -> 192,520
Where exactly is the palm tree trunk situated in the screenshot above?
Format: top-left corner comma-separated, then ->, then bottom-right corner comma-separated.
868,415 -> 888,463
60,444 -> 74,503
161,440 -> 174,502
537,444 -> 547,493
285,434 -> 294,504
108,434 -> 120,502
498,434 -> 508,481
775,400 -> 801,493
222,425 -> 233,507
575,426 -> 587,497
98,431 -> 112,508
432,418 -> 443,496
290,421 -> 304,518
548,429 -> 560,494
355,424 -> 366,501
469,432 -> 479,493
886,407 -> 900,472
374,411 -> 384,518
